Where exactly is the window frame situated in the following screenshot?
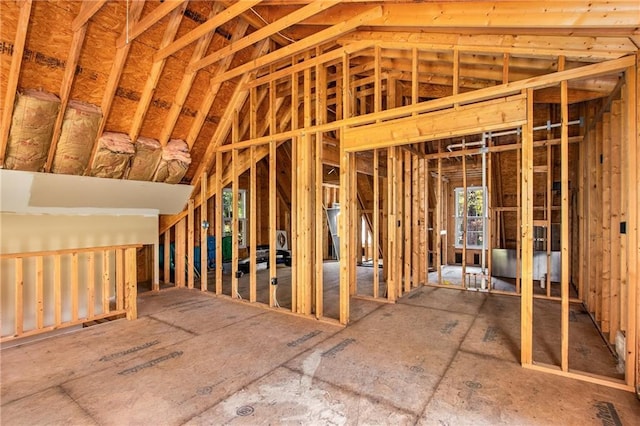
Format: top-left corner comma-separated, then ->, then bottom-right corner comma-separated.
222,188 -> 247,249
454,186 -> 485,250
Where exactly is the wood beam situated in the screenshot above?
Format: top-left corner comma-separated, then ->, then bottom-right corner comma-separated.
191,0 -> 337,71
0,0 -> 32,168
116,0 -> 187,48
155,1 -> 259,61
206,6 -> 383,84
521,89 -> 534,366
129,3 -> 186,142
85,0 -> 145,174
158,3 -> 224,146
71,0 -> 107,31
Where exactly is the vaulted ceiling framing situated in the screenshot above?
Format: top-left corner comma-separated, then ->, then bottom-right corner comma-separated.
1,1 -> 638,187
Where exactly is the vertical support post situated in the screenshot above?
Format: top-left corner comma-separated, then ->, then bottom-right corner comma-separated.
124,247 -> 138,320
250,146 -> 257,302
15,258 -> 24,336
87,253 -> 95,319
215,150 -> 223,295
462,150 -> 468,287
72,252 -> 80,319
373,149 -> 380,297
387,146 -> 397,301
163,231 -> 170,285
561,79 -> 570,372
176,218 -> 186,288
412,155 -> 419,288
315,58 -> 326,318
232,148 -> 239,298
404,150 -> 412,292
102,251 -> 110,315
188,199 -> 195,289
36,256 -> 44,328
609,101 -> 622,344
55,254 -> 63,324
521,89 -> 535,366
201,172 -> 208,292
339,52 -> 351,323
436,143 -> 443,284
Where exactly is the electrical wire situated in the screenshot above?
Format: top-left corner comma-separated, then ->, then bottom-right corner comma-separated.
249,7 -> 297,44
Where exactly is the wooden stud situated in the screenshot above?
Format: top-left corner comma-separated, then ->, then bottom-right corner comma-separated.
521,89 -> 535,366
0,0 -> 32,167
373,149 -> 380,298
215,151 -> 223,295
124,247 -> 138,320
462,150 -> 468,287
72,253 -> 80,320
163,231 -> 170,285
609,101 -> 622,344
602,111 -> 612,332
15,258 -> 24,335
412,155 -> 419,288
437,144 -> 443,284
102,251 -> 110,315
87,253 -> 95,320
624,60 -> 638,391
231,148 -> 239,298
71,0 -> 107,30
404,150 -> 412,292
249,145 -> 257,303
201,172 -> 208,292
35,256 -> 44,328
175,218 -> 186,288
187,199 -> 195,289
316,59 -> 327,318
516,140 -> 521,294
561,79 -> 570,372
55,255 -> 62,325
129,3 -> 186,142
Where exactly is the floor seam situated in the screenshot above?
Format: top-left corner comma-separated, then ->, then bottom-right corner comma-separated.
58,384 -> 101,425
415,295 -> 489,421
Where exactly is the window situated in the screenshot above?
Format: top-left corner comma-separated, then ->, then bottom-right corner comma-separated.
222,188 -> 247,249
454,186 -> 485,249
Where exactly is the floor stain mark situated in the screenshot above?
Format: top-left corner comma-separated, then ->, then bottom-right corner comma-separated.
118,351 -> 183,376
569,311 -> 578,322
594,401 -> 622,426
178,301 -> 211,313
464,380 -> 483,390
483,326 -> 498,342
236,405 -> 254,416
410,365 -> 424,374
287,330 -> 322,348
440,320 -> 459,335
322,338 -> 356,358
99,340 -> 160,362
408,292 -> 422,299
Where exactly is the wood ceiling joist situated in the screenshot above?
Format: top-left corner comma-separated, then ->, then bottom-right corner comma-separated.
338,32 -> 639,59
208,6 -> 383,86
302,2 -> 640,29
0,0 -> 32,168
44,1 -> 94,172
185,21 -> 250,149
158,2 -> 225,146
128,3 -> 187,142
115,0 -> 188,48
85,0 -> 146,175
190,0 -> 340,73
71,0 -> 108,31
154,0 -> 260,62
190,39 -> 271,189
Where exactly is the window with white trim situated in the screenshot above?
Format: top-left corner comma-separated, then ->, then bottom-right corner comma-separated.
222,188 -> 247,249
454,186 -> 485,249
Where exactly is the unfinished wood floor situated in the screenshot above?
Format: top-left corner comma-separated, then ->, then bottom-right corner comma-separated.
2,286 -> 638,425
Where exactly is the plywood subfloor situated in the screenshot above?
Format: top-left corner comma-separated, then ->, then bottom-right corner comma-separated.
2,285 -> 637,425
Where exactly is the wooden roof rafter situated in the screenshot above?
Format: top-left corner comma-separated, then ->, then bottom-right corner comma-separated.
115,0 -> 188,48
190,0 -> 342,73
44,0 -> 108,172
128,2 -> 187,143
84,0 -> 145,175
154,0 -> 261,62
0,0 -> 32,168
